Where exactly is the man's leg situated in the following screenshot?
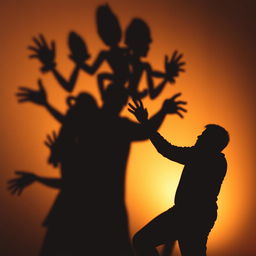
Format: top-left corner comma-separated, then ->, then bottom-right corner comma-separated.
178,234 -> 208,256
133,208 -> 178,256
177,210 -> 217,256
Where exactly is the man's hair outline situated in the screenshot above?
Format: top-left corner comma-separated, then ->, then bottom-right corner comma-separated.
204,124 -> 230,152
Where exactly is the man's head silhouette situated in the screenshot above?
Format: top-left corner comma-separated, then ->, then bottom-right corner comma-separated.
195,124 -> 229,152
125,18 -> 152,57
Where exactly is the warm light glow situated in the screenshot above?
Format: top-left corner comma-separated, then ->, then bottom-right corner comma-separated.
1,1 -> 255,256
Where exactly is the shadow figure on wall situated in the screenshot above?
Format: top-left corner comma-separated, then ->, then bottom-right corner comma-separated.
28,4 -> 185,101
10,82 -> 102,255
10,80 -> 186,255
9,3 -> 187,256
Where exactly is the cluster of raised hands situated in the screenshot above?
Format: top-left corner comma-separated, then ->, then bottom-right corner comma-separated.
128,93 -> 187,124
8,93 -> 187,196
28,33 -> 184,75
28,33 -> 89,72
27,33 -> 185,93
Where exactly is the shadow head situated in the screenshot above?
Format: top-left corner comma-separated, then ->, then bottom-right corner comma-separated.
96,4 -> 122,47
67,92 -> 98,117
125,18 -> 152,57
102,83 -> 129,115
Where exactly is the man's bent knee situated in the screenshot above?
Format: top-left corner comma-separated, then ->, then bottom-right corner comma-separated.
133,230 -> 151,251
133,232 -> 144,249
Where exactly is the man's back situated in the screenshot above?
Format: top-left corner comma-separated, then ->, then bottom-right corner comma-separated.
174,150 -> 227,209
149,132 -> 227,210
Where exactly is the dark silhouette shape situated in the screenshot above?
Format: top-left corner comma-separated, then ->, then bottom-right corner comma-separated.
125,18 -> 185,99
11,87 -> 103,255
7,132 -> 61,194
162,241 -> 176,256
69,31 -> 91,63
27,5 -> 185,103
16,79 -> 64,123
97,4 -> 121,46
13,5 -> 189,255
13,79 -> 188,255
28,32 -> 90,92
71,4 -> 132,100
7,170 -> 61,196
14,81 -> 131,255
38,93 -> 101,256
73,8 -> 185,100
128,99 -> 229,256
86,85 -> 188,255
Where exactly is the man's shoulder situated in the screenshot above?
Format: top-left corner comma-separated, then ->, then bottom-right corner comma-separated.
207,152 -> 227,170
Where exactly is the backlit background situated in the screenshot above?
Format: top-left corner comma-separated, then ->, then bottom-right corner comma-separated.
1,0 -> 255,255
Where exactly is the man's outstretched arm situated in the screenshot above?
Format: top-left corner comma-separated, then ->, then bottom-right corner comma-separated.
128,95 -> 191,164
149,132 -> 191,165
127,93 -> 187,141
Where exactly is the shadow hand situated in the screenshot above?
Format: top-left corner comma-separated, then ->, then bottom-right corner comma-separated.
44,131 -> 59,167
163,93 -> 187,118
7,171 -> 37,196
128,98 -> 148,124
165,51 -> 186,82
16,79 -> 47,105
28,34 -> 56,72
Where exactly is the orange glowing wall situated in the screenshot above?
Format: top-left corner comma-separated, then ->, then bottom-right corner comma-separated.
1,0 -> 255,255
